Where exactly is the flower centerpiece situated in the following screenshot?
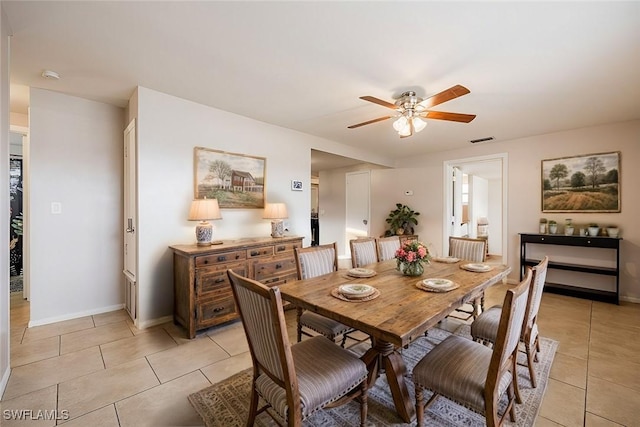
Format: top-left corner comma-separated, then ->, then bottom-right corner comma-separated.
395,240 -> 431,276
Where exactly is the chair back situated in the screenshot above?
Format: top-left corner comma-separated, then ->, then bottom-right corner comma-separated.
486,269 -> 532,389
294,242 -> 338,280
524,256 -> 549,332
376,236 -> 401,261
349,238 -> 378,268
227,270 -> 299,400
449,236 -> 487,262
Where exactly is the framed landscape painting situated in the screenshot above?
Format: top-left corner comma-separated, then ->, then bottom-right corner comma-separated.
194,147 -> 266,209
542,151 -> 620,213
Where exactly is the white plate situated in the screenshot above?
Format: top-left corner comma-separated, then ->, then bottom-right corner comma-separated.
422,278 -> 454,289
434,257 -> 460,264
462,263 -> 491,272
347,268 -> 376,277
339,284 -> 375,297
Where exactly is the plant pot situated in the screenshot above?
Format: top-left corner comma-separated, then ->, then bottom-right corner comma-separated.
564,226 -> 574,236
588,227 -> 600,237
539,223 -> 547,234
607,227 -> 620,238
549,224 -> 558,234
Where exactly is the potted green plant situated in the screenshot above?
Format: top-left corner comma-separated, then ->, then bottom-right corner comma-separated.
606,225 -> 619,238
539,218 -> 548,234
384,203 -> 420,236
548,220 -> 558,234
588,223 -> 600,237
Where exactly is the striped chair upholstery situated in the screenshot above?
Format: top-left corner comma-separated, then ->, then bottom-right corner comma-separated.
350,238 -> 379,268
413,269 -> 532,427
449,236 -> 488,319
448,236 -> 487,262
294,243 -> 356,346
472,256 -> 549,396
227,270 -> 368,426
376,236 -> 401,261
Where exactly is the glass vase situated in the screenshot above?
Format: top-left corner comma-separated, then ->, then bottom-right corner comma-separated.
398,261 -> 424,277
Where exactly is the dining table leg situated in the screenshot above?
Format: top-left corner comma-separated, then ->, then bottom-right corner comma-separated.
361,339 -> 415,423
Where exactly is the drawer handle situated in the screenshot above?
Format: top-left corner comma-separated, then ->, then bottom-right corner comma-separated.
215,278 -> 225,284
235,254 -> 240,259
277,245 -> 286,252
217,255 -> 227,262
203,260 -> 209,264
250,250 -> 259,256
265,277 -> 278,284
213,307 -> 225,313
275,263 -> 283,269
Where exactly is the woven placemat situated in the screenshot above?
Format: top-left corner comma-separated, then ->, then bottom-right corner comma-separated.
331,287 -> 380,302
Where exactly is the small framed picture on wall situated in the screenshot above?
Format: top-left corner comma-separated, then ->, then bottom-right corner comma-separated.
291,180 -> 303,191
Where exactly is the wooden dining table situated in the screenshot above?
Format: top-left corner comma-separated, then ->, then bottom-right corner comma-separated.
277,258 -> 511,423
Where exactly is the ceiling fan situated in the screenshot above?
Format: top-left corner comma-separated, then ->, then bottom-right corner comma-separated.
348,84 -> 476,138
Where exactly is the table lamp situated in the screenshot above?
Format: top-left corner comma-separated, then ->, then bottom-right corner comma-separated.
263,203 -> 288,238
188,198 -> 222,245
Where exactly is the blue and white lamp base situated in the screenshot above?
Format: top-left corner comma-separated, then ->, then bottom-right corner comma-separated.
195,221 -> 213,246
271,220 -> 285,238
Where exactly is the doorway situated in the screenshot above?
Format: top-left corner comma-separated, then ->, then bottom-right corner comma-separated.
345,171 -> 370,255
9,127 -> 29,301
443,153 -> 508,263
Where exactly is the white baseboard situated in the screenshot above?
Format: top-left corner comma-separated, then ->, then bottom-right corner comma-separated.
0,364 -> 10,398
620,295 -> 640,304
138,315 -> 173,330
28,304 -> 125,328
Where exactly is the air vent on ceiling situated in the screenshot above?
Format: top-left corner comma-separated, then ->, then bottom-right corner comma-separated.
469,136 -> 495,144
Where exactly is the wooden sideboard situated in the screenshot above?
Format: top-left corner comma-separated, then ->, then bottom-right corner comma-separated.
170,236 -> 303,338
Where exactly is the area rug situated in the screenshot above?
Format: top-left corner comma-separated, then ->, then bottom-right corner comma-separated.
189,325 -> 557,426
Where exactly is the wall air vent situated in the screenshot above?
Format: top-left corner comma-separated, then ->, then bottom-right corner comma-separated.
469,136 -> 495,144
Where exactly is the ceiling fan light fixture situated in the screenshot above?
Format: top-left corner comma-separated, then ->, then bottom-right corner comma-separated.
393,116 -> 408,132
398,122 -> 412,137
413,117 -> 427,132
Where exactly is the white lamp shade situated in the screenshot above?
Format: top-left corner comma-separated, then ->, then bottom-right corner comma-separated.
413,117 -> 427,132
263,203 -> 288,219
188,199 -> 222,221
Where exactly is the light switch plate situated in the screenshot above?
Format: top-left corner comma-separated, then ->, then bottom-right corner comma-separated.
51,202 -> 62,214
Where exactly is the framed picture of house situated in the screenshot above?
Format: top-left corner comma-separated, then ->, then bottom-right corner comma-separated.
194,147 -> 266,209
542,151 -> 620,213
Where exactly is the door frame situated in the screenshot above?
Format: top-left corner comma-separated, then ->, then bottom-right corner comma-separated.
10,125 -> 29,300
443,153 -> 508,264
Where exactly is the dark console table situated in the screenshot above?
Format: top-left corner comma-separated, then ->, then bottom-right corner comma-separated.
519,233 -> 621,304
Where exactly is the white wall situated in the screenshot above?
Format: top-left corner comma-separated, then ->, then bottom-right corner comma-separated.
1,4 -> 12,395
487,178 -> 502,255
28,89 -> 124,325
133,87 -> 388,326
470,174 -> 489,239
390,120 -> 640,301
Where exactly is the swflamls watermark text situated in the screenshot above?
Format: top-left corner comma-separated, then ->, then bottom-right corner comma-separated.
3,409 -> 70,421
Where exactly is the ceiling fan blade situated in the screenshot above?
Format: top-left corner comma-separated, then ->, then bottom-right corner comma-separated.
347,116 -> 392,129
418,85 -> 471,109
360,96 -> 397,110
422,111 -> 476,123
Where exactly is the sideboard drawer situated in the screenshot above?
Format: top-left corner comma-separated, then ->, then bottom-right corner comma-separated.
274,241 -> 302,255
253,256 -> 297,282
247,246 -> 274,259
196,261 -> 247,297
196,296 -> 238,329
260,272 -> 298,287
196,250 -> 246,267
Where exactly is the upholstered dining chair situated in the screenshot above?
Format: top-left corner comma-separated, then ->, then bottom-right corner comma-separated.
376,236 -> 401,261
227,269 -> 369,427
449,236 -> 489,319
294,243 -> 355,346
413,269 -> 532,427
349,237 -> 379,268
471,256 -> 549,399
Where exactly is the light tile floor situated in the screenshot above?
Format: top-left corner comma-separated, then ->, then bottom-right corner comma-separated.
2,286 -> 639,426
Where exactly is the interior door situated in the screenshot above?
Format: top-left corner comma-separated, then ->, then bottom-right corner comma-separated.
123,119 -> 138,322
345,171 -> 370,255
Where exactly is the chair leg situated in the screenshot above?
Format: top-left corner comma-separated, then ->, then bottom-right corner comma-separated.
512,351 -> 523,404
246,385 -> 259,427
340,333 -> 348,348
507,385 -> 517,422
296,307 -> 303,342
485,391 -> 500,427
526,342 -> 538,388
415,386 -> 424,427
359,380 -> 368,427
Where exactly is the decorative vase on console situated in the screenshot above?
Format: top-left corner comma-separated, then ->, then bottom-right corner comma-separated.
548,221 -> 558,234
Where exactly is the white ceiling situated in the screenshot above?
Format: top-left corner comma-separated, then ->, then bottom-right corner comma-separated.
5,1 -> 640,165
